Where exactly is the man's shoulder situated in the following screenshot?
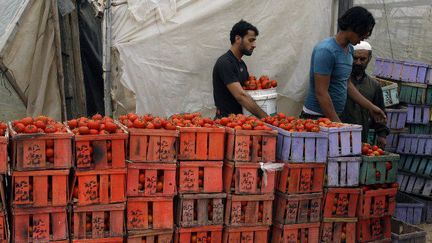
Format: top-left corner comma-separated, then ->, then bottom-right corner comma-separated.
314,37 -> 338,53
216,51 -> 235,66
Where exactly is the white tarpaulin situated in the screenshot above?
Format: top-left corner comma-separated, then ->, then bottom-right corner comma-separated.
111,0 -> 335,117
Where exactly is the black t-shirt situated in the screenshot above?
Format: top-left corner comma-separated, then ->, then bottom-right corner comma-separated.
212,50 -> 249,117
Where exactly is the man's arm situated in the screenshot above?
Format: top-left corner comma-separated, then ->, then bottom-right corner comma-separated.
347,79 -> 386,123
314,74 -> 340,122
227,82 -> 268,118
370,85 -> 390,148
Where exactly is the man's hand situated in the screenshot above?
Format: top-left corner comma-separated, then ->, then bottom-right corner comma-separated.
377,136 -> 387,149
369,105 -> 387,124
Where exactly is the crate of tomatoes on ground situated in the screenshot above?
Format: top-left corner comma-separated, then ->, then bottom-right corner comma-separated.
8,116 -> 73,171
360,143 -> 399,185
262,113 -> 328,163
67,115 -> 128,170
215,114 -> 276,163
0,122 -> 8,173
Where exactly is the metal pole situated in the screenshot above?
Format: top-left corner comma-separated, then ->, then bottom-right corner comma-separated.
103,0 -> 112,116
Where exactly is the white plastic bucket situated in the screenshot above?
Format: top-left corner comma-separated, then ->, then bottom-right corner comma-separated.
243,88 -> 277,116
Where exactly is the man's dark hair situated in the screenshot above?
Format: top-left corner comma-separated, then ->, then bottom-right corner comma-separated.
338,6 -> 375,37
230,20 -> 259,44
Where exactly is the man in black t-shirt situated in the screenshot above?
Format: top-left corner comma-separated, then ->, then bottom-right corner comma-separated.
212,20 -> 268,118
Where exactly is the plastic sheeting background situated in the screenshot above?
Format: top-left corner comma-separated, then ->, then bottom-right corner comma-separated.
354,0 -> 432,72
111,0 -> 334,117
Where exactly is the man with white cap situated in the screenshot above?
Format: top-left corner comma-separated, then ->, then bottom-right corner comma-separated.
340,41 -> 389,147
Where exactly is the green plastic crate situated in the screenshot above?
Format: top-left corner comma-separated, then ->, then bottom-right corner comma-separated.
360,152 -> 400,185
426,86 -> 432,106
399,83 -> 428,105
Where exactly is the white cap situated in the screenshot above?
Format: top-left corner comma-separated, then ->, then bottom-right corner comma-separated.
353,41 -> 372,51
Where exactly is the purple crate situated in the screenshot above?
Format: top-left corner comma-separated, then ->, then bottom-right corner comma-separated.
382,58 -> 394,79
320,124 -> 362,157
391,60 -> 404,80
386,108 -> 408,129
397,134 -> 432,155
401,61 -> 429,83
373,57 -> 384,77
410,195 -> 432,223
398,171 -> 432,199
386,129 -> 408,152
269,124 -> 328,163
326,156 -> 361,187
395,192 -> 424,225
427,67 -> 432,85
406,105 -> 430,125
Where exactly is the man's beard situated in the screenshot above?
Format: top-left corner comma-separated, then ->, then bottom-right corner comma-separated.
241,48 -> 253,56
352,64 -> 366,76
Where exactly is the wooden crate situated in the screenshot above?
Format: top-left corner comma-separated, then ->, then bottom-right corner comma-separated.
320,124 -> 362,157
71,203 -> 125,240
385,129 -> 408,152
391,218 -> 426,243
178,127 -> 225,161
399,83 -> 428,105
0,211 -> 9,243
323,188 -> 360,219
398,154 -> 432,178
72,238 -> 123,243
225,194 -> 273,227
320,219 -> 356,243
175,225 -> 223,243
13,206 -> 68,242
0,129 -> 8,174
400,60 -> 429,83
375,77 -> 399,107
396,134 -> 432,156
71,168 -> 127,206
176,193 -> 226,227
74,129 -> 128,170
224,225 -> 268,243
386,108 -> 408,129
12,169 -> 69,207
9,123 -> 73,171
128,128 -> 178,163
360,153 -> 400,185
127,229 -> 173,243
357,216 -> 391,243
223,161 -> 276,195
397,171 -> 432,198
273,191 -> 322,224
358,187 -> 397,219
225,127 -> 277,163
269,124 -> 328,163
271,222 -> 319,243
395,192 -> 424,225
409,195 -> 432,223
127,162 -> 176,197
127,196 -> 174,231
406,105 -> 430,125
373,58 -> 397,80
277,163 -> 325,194
426,86 -> 432,106
178,161 -> 223,194
326,157 -> 361,187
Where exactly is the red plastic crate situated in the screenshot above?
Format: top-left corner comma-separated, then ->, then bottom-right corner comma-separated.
74,128 -> 128,170
358,187 -> 397,219
225,127 -> 277,163
128,128 -> 179,163
71,168 -> 126,206
0,211 -> 9,243
0,130 -> 8,174
9,124 -> 73,171
178,127 -> 225,161
225,194 -> 273,227
223,226 -> 269,243
12,169 -> 69,207
176,193 -> 226,227
127,229 -> 173,243
72,238 -> 123,243
175,225 -> 223,243
13,206 -> 68,242
323,188 -> 361,219
271,222 -> 320,243
273,191 -> 322,224
320,219 -> 356,243
277,163 -> 325,194
127,162 -> 176,197
127,196 -> 174,231
357,216 -> 391,242
223,161 -> 276,195
71,203 -> 125,240
178,161 -> 223,193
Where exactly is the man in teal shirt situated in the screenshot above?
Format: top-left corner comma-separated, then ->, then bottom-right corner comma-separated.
302,6 -> 386,123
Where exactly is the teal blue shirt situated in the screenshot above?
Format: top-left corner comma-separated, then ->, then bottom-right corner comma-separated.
304,37 -> 354,114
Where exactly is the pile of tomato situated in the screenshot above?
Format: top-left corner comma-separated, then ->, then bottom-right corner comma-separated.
67,114 -> 123,135
362,143 -> 385,156
243,75 -> 277,90
12,116 -> 67,134
215,114 -> 272,130
0,122 -> 6,136
169,113 -> 217,128
119,113 -> 176,130
261,113 -> 321,132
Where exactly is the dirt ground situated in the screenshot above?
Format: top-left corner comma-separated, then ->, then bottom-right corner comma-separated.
418,224 -> 432,242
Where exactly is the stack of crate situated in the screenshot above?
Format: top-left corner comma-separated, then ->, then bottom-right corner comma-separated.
9,124 -> 73,242
0,124 -> 8,242
223,127 -> 277,243
268,125 -> 324,243
70,124 -> 128,243
174,125 -> 226,243
125,126 -> 178,243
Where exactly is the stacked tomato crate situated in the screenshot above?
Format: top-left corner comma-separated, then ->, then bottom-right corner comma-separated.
265,114 -> 326,243
0,121 -> 8,242
9,116 -> 72,242
68,115 -> 128,243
